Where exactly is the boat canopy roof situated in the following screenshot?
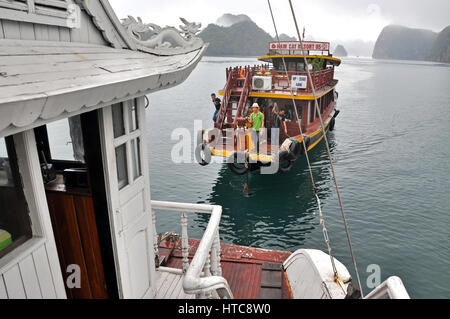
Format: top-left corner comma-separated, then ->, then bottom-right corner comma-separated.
260,41 -> 341,66
0,39 -> 206,138
0,0 -> 207,138
258,54 -> 342,67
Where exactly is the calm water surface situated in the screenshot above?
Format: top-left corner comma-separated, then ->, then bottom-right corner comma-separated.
144,56 -> 450,298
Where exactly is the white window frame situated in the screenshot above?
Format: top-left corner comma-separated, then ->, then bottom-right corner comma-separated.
0,130 -> 66,298
0,0 -> 81,28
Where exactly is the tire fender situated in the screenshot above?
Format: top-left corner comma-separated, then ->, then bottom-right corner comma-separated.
227,152 -> 249,175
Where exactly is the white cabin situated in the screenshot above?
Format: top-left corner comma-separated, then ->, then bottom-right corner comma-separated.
0,0 -> 214,299
0,0 -> 409,300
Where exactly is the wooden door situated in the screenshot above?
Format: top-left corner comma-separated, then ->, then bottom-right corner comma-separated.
98,98 -> 156,299
46,190 -> 109,299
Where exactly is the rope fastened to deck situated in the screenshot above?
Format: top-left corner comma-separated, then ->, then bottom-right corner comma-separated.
267,0 -> 364,297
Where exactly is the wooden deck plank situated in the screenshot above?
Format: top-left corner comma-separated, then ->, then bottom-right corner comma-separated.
249,264 -> 263,299
155,270 -> 195,299
159,239 -> 292,299
169,275 -> 184,299
162,272 -> 180,299
155,270 -> 170,293
260,287 -> 282,299
156,271 -> 177,299
222,261 -> 238,297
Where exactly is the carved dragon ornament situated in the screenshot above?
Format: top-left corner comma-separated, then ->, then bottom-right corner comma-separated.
121,16 -> 204,55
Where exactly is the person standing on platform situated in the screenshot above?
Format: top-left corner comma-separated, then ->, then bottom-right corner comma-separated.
211,93 -> 221,123
248,103 -> 265,153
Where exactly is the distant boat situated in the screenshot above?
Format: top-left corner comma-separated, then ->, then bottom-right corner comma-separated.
198,40 -> 341,175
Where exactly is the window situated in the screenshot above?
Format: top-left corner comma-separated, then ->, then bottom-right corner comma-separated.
112,103 -> 125,138
111,100 -> 142,190
0,137 -> 32,259
288,62 -> 296,71
0,0 -> 80,28
131,138 -> 141,180
296,62 -> 305,72
115,144 -> 128,190
46,117 -> 85,163
129,99 -> 139,133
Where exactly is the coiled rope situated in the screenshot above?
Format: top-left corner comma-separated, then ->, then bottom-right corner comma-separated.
267,0 -> 364,296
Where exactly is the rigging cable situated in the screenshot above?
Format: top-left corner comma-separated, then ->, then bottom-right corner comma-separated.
267,0 -> 339,285
267,0 -> 364,296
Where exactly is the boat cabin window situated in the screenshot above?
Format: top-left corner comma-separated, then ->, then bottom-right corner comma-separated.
275,61 -> 286,72
112,100 -> 142,190
296,62 -> 306,72
296,104 -> 303,120
288,61 -> 297,71
0,137 -> 32,259
35,116 -> 86,176
283,105 -> 295,121
46,117 -> 85,163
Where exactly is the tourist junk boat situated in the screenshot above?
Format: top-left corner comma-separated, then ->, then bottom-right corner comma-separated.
197,40 -> 341,174
0,0 -> 408,300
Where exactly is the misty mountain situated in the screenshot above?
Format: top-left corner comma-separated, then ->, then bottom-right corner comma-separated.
334,45 -> 348,57
332,39 -> 374,57
199,15 -> 298,56
373,25 -> 438,60
427,26 -> 450,63
278,33 -> 297,41
215,13 -> 251,27
199,20 -> 274,56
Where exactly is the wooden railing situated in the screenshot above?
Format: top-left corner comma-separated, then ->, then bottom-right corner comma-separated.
265,67 -> 335,92
215,70 -> 233,129
151,200 -> 233,299
233,68 -> 253,126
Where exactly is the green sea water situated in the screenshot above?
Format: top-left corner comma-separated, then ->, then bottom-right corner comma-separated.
147,56 -> 450,298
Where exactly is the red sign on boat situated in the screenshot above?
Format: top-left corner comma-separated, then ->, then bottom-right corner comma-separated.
270,41 -> 330,52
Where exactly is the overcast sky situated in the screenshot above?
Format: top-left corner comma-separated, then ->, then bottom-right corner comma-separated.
109,0 -> 449,42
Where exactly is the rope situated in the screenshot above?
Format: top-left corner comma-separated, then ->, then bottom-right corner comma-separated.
287,0 -> 364,296
267,0 -> 364,296
267,0 -> 339,281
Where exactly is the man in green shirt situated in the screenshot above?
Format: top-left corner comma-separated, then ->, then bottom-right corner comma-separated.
248,103 -> 264,153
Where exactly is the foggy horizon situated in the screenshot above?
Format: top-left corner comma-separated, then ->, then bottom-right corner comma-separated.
109,0 -> 449,45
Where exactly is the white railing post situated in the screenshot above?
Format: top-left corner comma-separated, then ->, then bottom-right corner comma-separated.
181,212 -> 189,273
203,252 -> 212,299
210,241 -> 219,276
151,201 -> 232,299
212,229 -> 222,276
152,209 -> 159,267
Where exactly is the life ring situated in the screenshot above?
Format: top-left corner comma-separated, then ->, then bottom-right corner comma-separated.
228,152 -> 248,175
329,118 -> 336,131
278,150 -> 296,174
195,143 -> 212,166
